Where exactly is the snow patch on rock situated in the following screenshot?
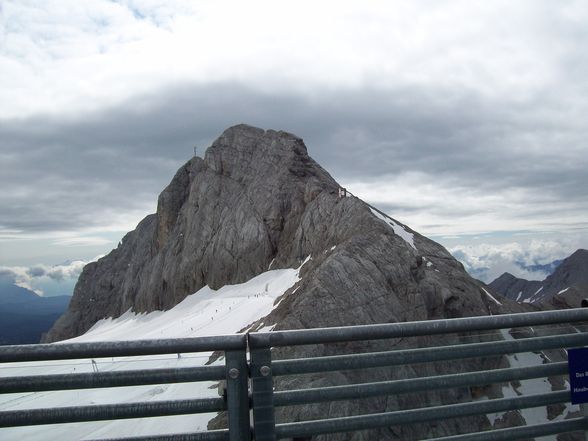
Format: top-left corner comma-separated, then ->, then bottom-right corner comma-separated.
369,208 -> 416,250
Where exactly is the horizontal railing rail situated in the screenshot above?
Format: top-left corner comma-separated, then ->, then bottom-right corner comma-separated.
249,308 -> 588,348
0,397 -> 226,427
85,430 -> 231,441
0,334 -> 246,363
271,332 -> 587,375
272,362 -> 568,406
0,364 -> 226,394
274,390 -> 570,439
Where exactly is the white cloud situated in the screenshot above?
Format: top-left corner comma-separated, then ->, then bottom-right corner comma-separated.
448,238 -> 581,283
344,173 -> 588,238
0,256 -> 101,296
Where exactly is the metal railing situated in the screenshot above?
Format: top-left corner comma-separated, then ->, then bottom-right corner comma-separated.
1,308 -> 588,440
0,335 -> 250,441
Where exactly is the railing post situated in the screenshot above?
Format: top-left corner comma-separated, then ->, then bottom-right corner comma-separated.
249,333 -> 276,441
225,344 -> 251,441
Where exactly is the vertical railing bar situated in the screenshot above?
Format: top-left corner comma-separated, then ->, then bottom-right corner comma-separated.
225,348 -> 251,441
249,334 -> 276,441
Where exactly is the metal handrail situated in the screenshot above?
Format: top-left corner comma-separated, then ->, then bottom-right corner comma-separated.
0,334 -> 247,363
275,391 -> 571,438
272,362 -> 568,406
271,332 -> 587,375
0,332 -> 251,441
0,364 -> 225,394
2,308 -> 588,441
250,308 -> 588,348
0,397 -> 226,427
249,308 -> 588,441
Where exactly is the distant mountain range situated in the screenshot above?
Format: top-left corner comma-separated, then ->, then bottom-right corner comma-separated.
489,249 -> 588,308
0,279 -> 70,345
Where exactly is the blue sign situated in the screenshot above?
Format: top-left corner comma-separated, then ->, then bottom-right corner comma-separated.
568,347 -> 588,404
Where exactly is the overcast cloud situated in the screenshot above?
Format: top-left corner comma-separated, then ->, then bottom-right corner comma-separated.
1,1 -> 587,279
0,258 -> 95,296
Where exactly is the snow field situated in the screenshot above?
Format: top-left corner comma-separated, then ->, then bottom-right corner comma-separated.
0,266 -> 303,440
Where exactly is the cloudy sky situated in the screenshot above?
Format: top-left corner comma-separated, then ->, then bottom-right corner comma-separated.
1,1 -> 587,293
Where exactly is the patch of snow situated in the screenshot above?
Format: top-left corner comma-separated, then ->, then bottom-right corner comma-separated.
481,287 -> 502,305
487,384 -> 519,425
557,287 -> 570,295
0,267 -> 302,440
300,254 -> 312,268
256,324 -> 276,333
523,286 -> 547,304
516,291 -> 523,302
369,208 -> 416,250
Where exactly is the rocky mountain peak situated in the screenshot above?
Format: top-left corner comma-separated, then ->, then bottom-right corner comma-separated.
45,124 -> 505,346
490,248 -> 588,306
45,125 -> 348,341
205,125 -> 309,179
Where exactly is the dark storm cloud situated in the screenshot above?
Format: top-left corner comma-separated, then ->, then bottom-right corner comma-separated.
0,82 -> 586,236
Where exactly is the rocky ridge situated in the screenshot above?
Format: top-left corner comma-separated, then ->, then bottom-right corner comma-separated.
489,249 -> 588,307
46,124 -> 537,439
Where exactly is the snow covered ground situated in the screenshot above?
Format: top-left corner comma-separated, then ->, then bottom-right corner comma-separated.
0,267 -> 302,440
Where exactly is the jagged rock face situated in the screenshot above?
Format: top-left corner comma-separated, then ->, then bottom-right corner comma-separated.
45,124 -> 526,439
489,249 -> 588,306
47,124 -> 506,342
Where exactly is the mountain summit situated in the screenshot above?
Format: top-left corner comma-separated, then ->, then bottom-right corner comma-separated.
46,124 -> 500,342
